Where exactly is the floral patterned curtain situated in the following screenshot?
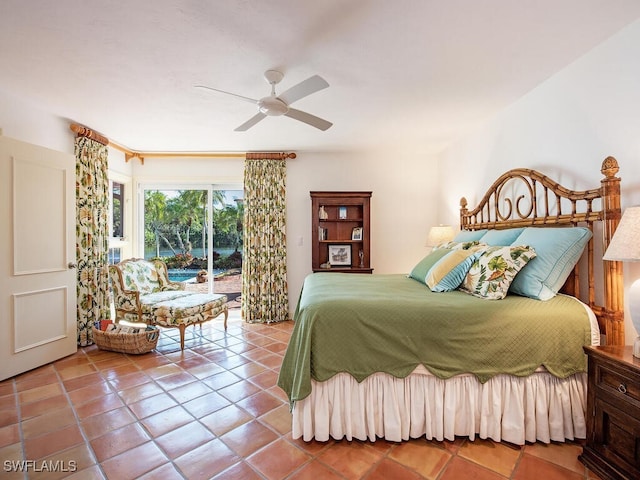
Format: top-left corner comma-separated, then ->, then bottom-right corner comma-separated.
75,136 -> 110,346
241,156 -> 289,323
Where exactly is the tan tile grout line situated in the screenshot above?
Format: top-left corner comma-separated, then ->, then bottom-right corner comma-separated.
86,331 -> 202,479
208,323 -> 293,478
7,319 -> 312,480
13,321 -> 325,479
77,321 -> 290,479
86,329 -> 212,479
211,322 -> 331,479
10,377 -> 28,480
203,320 -> 304,479
52,355 -> 107,479
181,322 -> 293,479
37,337 -> 181,478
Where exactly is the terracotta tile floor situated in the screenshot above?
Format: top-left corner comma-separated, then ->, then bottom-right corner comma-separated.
0,310 -> 604,479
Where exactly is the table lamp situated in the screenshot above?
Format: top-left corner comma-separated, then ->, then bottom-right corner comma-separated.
603,206 -> 640,357
426,225 -> 455,249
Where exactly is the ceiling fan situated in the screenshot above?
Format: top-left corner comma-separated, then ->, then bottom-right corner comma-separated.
196,70 -> 332,132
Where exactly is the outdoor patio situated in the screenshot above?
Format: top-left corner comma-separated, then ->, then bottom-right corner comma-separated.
185,270 -> 241,310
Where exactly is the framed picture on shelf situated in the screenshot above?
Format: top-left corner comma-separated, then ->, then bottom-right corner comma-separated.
328,244 -> 351,266
338,206 -> 347,219
351,227 -> 363,241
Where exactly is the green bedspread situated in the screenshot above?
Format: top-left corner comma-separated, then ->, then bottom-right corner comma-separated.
277,273 -> 592,405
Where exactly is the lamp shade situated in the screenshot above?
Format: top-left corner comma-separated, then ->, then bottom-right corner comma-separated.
603,206 -> 640,262
426,225 -> 455,247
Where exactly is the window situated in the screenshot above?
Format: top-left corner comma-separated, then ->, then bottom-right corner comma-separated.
111,181 -> 124,238
108,177 -> 130,265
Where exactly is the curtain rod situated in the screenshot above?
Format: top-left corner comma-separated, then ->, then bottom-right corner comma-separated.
69,123 -> 295,164
70,124 -> 108,146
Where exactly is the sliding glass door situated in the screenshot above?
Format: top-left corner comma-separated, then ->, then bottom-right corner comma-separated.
140,184 -> 242,307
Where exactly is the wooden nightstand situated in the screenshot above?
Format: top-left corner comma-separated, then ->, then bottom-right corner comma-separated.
579,345 -> 640,480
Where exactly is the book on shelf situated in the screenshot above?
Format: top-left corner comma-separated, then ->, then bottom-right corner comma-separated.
318,226 -> 328,240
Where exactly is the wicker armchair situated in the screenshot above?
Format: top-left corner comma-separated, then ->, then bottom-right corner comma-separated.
108,258 -> 228,350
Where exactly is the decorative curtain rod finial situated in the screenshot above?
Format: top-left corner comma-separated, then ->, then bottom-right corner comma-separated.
246,152 -> 296,160
69,123 -> 109,146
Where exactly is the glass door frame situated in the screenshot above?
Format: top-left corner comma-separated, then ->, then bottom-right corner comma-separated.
137,182 -> 243,295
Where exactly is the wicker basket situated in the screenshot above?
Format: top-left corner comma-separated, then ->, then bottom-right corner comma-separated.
92,325 -> 159,354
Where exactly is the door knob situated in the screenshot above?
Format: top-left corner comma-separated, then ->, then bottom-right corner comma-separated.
68,262 -> 77,269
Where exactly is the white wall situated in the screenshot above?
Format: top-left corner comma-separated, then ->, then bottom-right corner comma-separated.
0,88 -> 74,153
437,19 -> 640,345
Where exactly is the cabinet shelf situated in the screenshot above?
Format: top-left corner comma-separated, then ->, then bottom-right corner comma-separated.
319,218 -> 364,222
311,191 -> 372,274
318,240 -> 363,244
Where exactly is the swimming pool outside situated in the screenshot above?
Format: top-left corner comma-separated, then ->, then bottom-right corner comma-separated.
167,269 -> 224,283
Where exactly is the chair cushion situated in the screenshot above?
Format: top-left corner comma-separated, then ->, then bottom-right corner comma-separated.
140,290 -> 193,305
120,260 -> 162,294
145,293 -> 228,327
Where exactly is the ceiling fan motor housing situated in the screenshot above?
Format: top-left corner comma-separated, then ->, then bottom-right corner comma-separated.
258,97 -> 289,116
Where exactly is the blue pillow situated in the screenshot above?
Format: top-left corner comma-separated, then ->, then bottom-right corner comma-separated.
508,227 -> 592,300
426,247 -> 484,292
453,229 -> 487,242
479,228 -> 524,246
408,248 -> 452,285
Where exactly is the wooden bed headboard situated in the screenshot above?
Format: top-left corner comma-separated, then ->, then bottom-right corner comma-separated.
458,157 -> 624,346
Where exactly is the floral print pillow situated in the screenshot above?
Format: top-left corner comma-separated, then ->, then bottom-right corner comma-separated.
434,240 -> 482,251
459,245 -> 536,300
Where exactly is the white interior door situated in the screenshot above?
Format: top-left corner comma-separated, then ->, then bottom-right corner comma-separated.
0,135 -> 77,381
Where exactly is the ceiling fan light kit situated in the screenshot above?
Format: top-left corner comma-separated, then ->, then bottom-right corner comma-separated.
258,97 -> 288,116
197,70 -> 332,131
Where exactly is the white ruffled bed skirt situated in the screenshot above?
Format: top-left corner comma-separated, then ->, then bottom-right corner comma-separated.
292,366 -> 587,445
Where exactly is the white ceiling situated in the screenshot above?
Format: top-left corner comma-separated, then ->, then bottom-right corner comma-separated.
2,1 -> 640,154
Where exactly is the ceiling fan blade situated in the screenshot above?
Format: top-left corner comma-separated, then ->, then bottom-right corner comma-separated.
194,85 -> 258,104
277,75 -> 329,105
234,112 -> 267,131
285,108 -> 333,131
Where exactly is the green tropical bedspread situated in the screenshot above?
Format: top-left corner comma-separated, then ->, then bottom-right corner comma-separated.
277,273 -> 592,405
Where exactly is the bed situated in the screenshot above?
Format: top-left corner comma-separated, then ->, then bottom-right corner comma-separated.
277,157 -> 625,445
